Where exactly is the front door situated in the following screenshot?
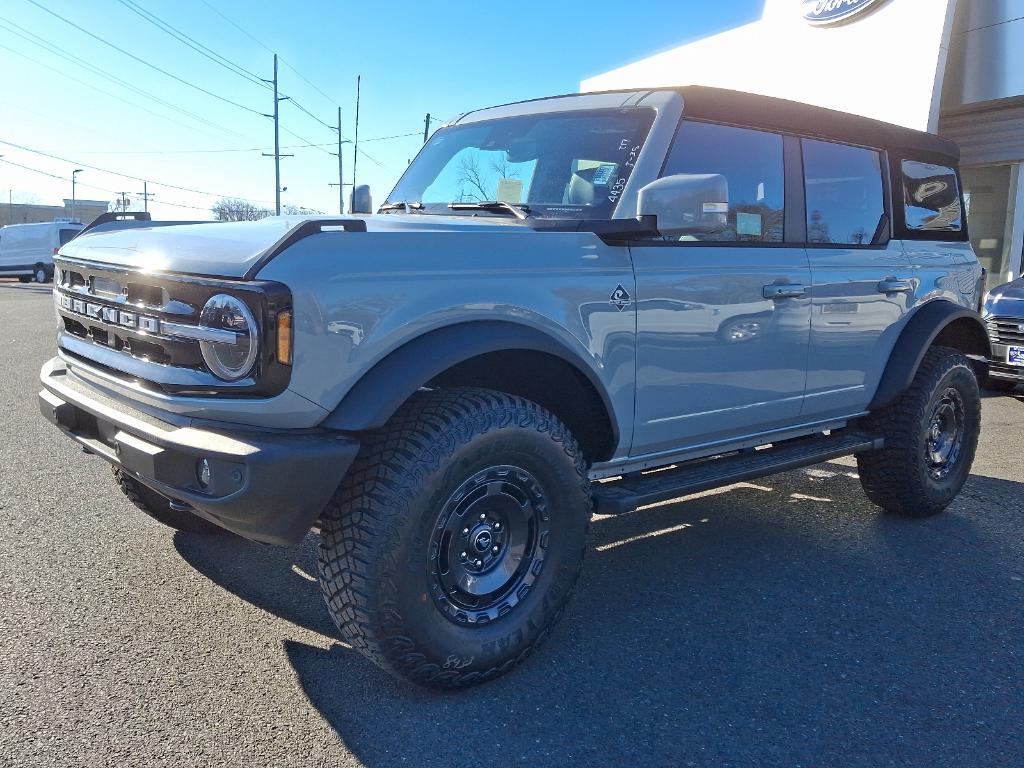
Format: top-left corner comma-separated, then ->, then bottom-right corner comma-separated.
629,120 -> 812,458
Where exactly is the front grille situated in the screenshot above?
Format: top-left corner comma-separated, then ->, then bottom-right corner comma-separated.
54,258 -> 291,396
986,316 -> 1024,346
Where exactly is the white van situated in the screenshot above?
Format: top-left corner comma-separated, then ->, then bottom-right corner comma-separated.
0,221 -> 84,283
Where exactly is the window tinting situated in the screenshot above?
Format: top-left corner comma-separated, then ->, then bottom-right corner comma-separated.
58,229 -> 79,246
661,121 -> 784,242
802,139 -> 885,245
902,160 -> 962,232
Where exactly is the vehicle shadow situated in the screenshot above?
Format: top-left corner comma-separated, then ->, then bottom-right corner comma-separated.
175,465 -> 1023,767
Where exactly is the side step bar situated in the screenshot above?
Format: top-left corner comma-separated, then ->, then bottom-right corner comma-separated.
592,431 -> 882,516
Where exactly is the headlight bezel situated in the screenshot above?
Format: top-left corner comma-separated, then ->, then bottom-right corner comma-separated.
198,293 -> 261,381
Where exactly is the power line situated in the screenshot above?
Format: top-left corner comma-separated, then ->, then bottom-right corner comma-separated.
0,19 -> 247,139
115,0 -> 270,91
25,0 -> 265,117
196,0 -> 339,110
0,138 -> 276,204
0,157 -> 212,212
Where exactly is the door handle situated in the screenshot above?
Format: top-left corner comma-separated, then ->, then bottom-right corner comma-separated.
877,279 -> 912,294
763,283 -> 806,300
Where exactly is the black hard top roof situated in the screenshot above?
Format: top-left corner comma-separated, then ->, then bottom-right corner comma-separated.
671,86 -> 959,162
461,85 -> 960,163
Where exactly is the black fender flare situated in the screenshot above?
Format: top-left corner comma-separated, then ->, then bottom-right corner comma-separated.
320,320 -> 620,447
869,301 -> 989,410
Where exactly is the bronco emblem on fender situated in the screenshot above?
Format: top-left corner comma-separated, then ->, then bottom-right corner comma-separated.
609,284 -> 632,311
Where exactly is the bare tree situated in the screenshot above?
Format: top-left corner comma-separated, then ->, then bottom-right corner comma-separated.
211,197 -> 273,221
456,153 -> 521,202
282,204 -> 325,216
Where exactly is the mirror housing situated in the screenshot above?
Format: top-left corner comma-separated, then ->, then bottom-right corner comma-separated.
637,173 -> 729,236
350,185 -> 373,214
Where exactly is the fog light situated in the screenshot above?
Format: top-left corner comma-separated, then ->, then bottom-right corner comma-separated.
197,458 -> 212,488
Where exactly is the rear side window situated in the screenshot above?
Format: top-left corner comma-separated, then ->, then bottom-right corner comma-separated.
902,160 -> 962,232
802,139 -> 885,245
58,229 -> 79,246
661,121 -> 785,242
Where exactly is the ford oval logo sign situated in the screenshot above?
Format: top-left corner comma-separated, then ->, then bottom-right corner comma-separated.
802,0 -> 886,26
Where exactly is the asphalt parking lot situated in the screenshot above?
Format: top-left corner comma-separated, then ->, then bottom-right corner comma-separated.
1,279 -> 1022,767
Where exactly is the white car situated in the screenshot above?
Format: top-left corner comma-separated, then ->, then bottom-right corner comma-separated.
0,221 -> 83,283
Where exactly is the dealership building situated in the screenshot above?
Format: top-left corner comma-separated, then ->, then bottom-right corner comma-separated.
583,0 -> 1024,288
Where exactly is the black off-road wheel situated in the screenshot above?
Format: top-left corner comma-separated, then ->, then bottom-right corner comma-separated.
857,346 -> 980,517
113,468 -> 224,534
317,388 -> 591,689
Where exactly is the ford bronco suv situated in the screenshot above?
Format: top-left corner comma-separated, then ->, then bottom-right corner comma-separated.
40,87 -> 989,689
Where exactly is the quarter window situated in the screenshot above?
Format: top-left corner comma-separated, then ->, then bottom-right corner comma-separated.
902,160 -> 962,232
802,139 -> 885,245
661,121 -> 785,242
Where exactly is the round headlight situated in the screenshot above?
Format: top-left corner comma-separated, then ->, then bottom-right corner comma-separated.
198,294 -> 259,381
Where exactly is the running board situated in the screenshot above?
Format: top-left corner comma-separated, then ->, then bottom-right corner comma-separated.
591,431 -> 882,516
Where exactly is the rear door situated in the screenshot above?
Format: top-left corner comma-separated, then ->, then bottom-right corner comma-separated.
629,120 -> 812,458
799,139 -> 911,420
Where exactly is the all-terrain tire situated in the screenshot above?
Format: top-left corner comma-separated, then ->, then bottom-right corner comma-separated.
857,346 -> 980,517
317,387 -> 592,689
113,468 -> 224,534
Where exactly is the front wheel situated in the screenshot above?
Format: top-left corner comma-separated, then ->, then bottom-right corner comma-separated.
317,388 -> 592,689
34,265 -> 49,283
857,346 -> 980,517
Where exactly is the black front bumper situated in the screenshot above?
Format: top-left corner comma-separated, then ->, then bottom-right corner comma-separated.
39,358 -> 360,544
987,344 -> 1024,382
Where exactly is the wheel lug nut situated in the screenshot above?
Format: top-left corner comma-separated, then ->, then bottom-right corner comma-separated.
492,545 -> 499,554
462,528 -> 469,535
460,551 -> 467,560
493,522 -> 501,530
475,559 -> 482,567
480,513 -> 486,520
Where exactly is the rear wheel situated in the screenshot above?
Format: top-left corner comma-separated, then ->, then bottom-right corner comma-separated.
113,468 -> 224,534
17,276 -> 31,283
317,388 -> 591,689
857,346 -> 980,517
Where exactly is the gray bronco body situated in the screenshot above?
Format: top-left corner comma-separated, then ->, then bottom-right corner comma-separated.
39,87 -> 988,544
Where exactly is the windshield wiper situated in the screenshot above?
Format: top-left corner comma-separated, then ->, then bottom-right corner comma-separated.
447,201 -> 531,220
379,201 -> 425,213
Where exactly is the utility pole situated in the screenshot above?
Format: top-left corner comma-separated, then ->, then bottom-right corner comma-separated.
117,192 -> 130,211
424,113 -> 431,143
336,107 -> 344,214
72,169 -> 83,221
136,181 -> 154,213
262,54 -> 292,216
352,75 -> 361,195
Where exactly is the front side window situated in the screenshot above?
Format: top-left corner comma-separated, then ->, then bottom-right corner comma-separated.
386,108 -> 655,219
902,160 -> 962,232
803,139 -> 885,245
660,121 -> 785,242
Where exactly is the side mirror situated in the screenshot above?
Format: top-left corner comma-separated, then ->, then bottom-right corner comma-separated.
350,185 -> 373,214
637,173 -> 728,236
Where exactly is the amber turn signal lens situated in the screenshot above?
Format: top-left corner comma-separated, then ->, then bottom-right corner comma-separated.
276,310 -> 292,365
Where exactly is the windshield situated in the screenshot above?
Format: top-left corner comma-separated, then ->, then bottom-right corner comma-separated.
386,108 -> 655,219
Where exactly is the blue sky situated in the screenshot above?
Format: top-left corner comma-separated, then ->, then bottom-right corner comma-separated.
0,0 -> 764,219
